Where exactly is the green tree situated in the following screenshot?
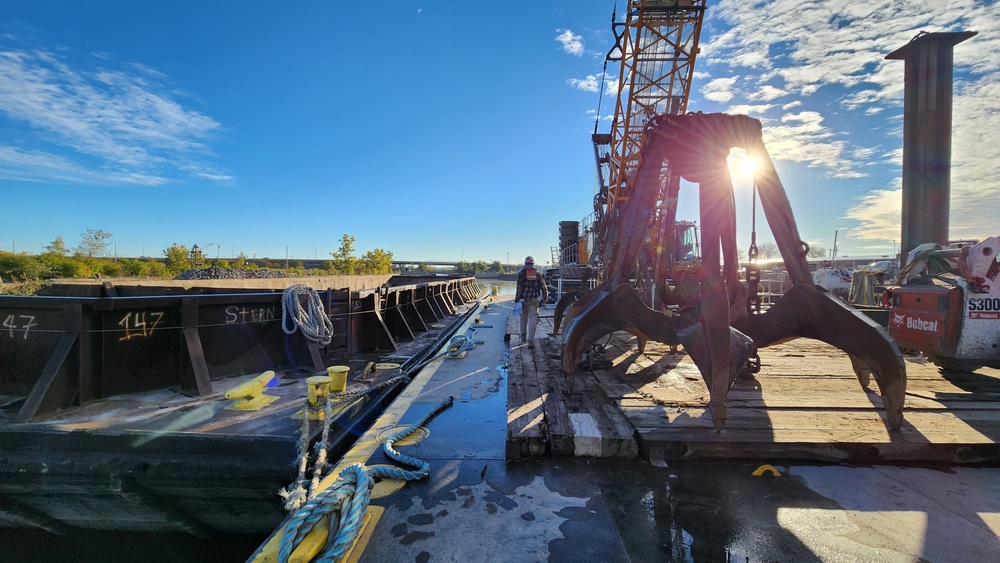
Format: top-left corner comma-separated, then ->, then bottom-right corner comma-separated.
359,248 -> 394,274
416,263 -> 430,272
0,254 -> 52,282
76,229 -> 113,258
234,252 -> 248,269
163,243 -> 191,275
119,258 -> 145,276
143,260 -> 168,277
489,260 -> 503,273
44,236 -> 69,256
330,234 -> 358,274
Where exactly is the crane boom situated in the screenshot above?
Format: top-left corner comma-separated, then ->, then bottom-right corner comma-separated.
582,0 -> 706,295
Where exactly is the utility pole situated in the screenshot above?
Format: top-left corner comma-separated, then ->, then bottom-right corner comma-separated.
11,240 -> 14,253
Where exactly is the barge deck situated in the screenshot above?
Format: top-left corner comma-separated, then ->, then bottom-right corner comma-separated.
0,276 -> 484,537
508,316 -> 1000,465
249,293 -> 1000,562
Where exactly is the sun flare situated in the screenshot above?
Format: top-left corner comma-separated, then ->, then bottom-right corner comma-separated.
737,156 -> 759,177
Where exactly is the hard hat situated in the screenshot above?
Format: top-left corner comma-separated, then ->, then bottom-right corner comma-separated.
525,256 -> 534,264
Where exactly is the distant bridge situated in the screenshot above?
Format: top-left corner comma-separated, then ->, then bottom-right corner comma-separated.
392,260 -> 461,267
392,260 -> 518,269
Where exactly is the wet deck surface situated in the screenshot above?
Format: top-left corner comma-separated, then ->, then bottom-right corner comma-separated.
509,313 -> 1000,465
250,294 -> 1000,562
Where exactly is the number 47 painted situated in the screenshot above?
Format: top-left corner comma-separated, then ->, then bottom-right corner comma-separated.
3,314 -> 38,339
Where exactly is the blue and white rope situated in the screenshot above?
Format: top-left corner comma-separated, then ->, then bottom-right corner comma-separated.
278,396 -> 455,563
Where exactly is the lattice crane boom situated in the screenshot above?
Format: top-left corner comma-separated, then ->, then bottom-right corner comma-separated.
590,0 -> 706,283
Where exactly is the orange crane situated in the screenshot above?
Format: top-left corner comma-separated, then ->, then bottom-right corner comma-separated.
555,2 -> 908,432
566,0 -> 706,301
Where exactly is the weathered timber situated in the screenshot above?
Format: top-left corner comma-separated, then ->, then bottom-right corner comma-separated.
506,319 -> 1000,463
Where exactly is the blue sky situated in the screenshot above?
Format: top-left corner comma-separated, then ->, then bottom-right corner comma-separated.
1,1 -> 997,266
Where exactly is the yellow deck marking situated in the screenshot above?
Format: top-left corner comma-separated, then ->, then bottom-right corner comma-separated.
251,304 -> 482,562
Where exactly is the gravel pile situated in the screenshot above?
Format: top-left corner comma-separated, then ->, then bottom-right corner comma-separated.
174,267 -> 291,280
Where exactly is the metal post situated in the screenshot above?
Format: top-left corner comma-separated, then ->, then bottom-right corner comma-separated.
887,31 -> 976,261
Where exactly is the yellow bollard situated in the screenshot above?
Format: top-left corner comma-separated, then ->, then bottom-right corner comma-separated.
491,285 -> 499,296
326,365 -> 349,392
307,375 -> 333,407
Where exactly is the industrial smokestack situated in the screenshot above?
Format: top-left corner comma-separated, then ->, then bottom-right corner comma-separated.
886,31 -> 976,261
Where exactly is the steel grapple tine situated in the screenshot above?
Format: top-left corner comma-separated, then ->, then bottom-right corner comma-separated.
561,283 -> 680,378
676,283 -> 755,431
553,290 -> 587,335
733,285 -> 907,430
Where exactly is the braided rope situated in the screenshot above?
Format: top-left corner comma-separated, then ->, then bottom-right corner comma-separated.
446,325 -> 490,358
282,284 -> 335,346
278,405 -> 314,511
278,396 -> 454,563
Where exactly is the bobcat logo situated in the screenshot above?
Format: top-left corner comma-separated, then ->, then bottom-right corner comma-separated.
892,312 -> 906,326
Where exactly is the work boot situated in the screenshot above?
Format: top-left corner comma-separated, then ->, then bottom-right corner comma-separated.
528,341 -> 535,349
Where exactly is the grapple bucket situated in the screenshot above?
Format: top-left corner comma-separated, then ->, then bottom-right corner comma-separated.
561,280 -> 754,430
733,284 -> 907,430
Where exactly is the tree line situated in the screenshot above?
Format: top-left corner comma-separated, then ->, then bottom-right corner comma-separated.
0,230 -> 399,290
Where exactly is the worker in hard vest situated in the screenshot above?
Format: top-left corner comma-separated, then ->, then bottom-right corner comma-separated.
515,256 -> 548,348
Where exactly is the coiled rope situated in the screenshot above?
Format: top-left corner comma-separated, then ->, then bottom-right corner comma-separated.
282,284 -> 335,346
278,396 -> 455,563
447,324 -> 490,357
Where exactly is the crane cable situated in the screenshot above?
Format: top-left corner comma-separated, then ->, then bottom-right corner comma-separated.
745,184 -> 762,373
593,0 -> 620,136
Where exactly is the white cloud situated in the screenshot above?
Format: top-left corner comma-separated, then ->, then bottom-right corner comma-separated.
568,75 -> 600,93
760,111 -> 863,177
750,85 -> 787,102
702,76 -> 738,103
568,72 -> 618,95
845,187 -> 902,241
556,29 -> 584,56
699,0 -> 1000,240
726,103 -> 774,116
0,44 -> 227,187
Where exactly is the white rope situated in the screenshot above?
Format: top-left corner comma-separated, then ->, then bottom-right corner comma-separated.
281,284 -> 334,346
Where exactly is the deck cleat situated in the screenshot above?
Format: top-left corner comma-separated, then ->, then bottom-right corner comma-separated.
225,371 -> 279,411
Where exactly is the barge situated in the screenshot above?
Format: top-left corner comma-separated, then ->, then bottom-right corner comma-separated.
0,275 -> 484,535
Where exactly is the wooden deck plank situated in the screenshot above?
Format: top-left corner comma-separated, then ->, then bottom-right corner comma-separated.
507,319 -> 1000,462
506,332 -> 546,457
531,336 -> 574,456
